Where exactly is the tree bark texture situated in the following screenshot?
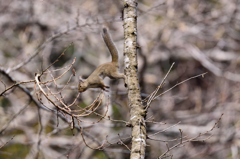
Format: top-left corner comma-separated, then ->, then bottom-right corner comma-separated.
123,0 -> 147,159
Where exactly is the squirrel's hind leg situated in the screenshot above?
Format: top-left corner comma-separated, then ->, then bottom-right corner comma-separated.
101,85 -> 110,92
98,80 -> 110,91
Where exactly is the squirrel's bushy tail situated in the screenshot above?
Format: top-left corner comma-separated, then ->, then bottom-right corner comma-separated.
102,28 -> 119,63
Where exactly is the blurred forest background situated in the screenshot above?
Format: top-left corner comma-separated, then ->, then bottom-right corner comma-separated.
0,0 -> 240,159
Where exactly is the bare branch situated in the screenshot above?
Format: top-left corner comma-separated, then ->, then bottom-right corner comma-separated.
0,136 -> 15,149
153,72 -> 208,100
144,62 -> 175,110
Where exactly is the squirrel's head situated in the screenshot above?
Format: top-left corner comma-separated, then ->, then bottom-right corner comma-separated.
78,76 -> 88,92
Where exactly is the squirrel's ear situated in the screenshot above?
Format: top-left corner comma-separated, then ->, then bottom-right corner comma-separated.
79,76 -> 84,83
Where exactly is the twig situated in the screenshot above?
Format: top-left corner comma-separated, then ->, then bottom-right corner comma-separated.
153,72 -> 208,100
80,127 -> 106,150
35,73 -> 70,114
179,129 -> 182,144
144,62 -> 175,110
41,57 -> 76,84
158,113 -> 223,159
118,134 -> 131,151
9,24 -> 80,73
0,67 -> 54,112
0,136 -> 15,149
148,121 -> 181,138
0,100 -> 30,134
40,43 -> 73,76
94,95 -> 109,123
187,44 -> 240,82
0,79 -> 34,96
36,107 -> 43,159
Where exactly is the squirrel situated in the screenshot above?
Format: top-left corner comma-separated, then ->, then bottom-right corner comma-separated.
78,28 -> 125,92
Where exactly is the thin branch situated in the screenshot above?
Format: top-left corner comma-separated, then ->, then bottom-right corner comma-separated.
80,127 -> 106,150
145,62 -> 175,110
187,44 -> 240,82
9,25 -> 79,73
0,136 -> 15,149
158,113 -> 223,159
118,134 -> 131,151
35,73 -> 71,114
41,57 -> 76,84
40,43 -> 73,76
94,95 -> 109,123
0,67 -> 54,112
0,79 -> 34,96
36,107 -> 43,159
148,121 -> 181,138
0,100 -> 30,134
153,72 -> 208,100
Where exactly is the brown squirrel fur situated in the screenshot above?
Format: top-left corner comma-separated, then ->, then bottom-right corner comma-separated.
78,28 -> 125,92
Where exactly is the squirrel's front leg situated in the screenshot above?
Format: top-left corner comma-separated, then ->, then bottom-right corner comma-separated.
110,72 -> 127,87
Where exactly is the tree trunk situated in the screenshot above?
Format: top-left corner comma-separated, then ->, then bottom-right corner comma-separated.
123,0 -> 147,158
